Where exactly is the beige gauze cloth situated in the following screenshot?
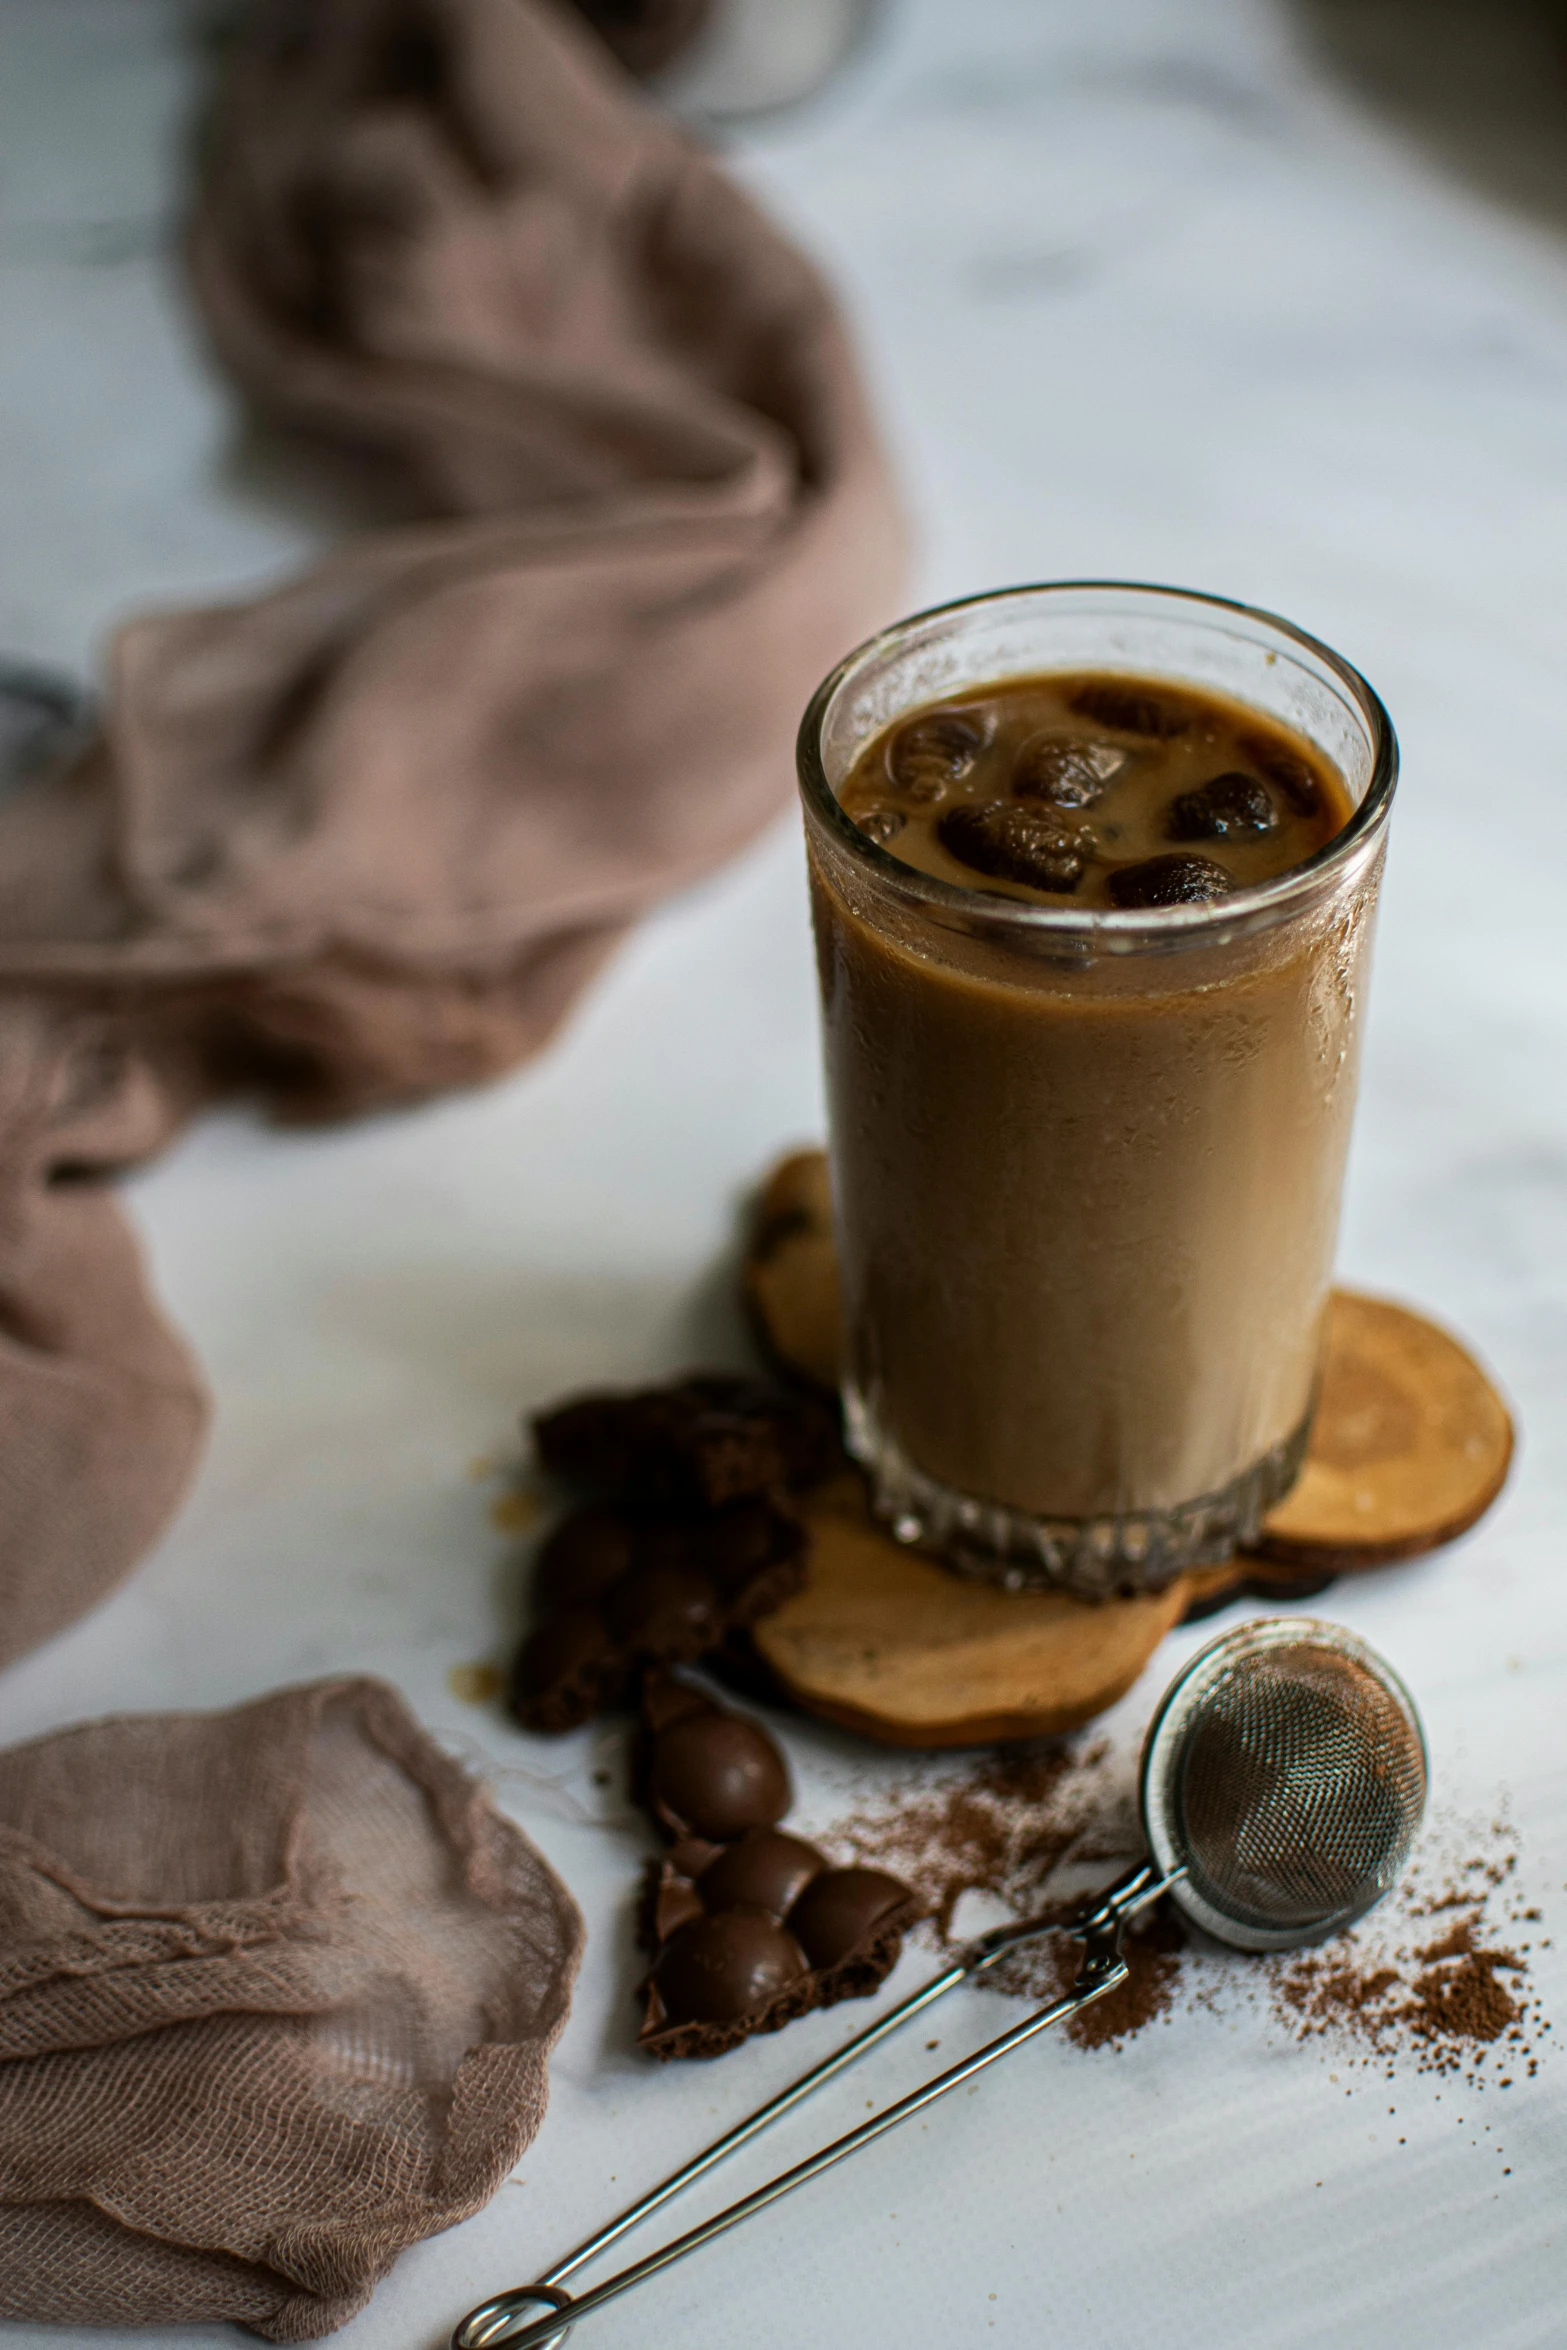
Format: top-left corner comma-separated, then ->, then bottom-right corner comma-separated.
0,0 -> 907,1669
0,1677 -> 585,2336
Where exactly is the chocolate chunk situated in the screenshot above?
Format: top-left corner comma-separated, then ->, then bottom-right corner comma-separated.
607,1563 -> 720,1650
786,1868 -> 917,1968
532,1507 -> 636,1613
887,710 -> 988,800
1239,731 -> 1323,818
1107,853 -> 1235,908
699,1828 -> 824,1920
509,1607 -> 625,1734
1068,681 -> 1189,738
938,802 -> 1091,894
652,1912 -> 808,2025
1011,734 -> 1125,809
854,803 -> 907,845
508,1495 -> 808,1734
1165,772 -> 1277,842
649,1874 -> 706,1942
667,1834 -> 723,1876
647,1709 -> 791,1842
533,1374 -> 840,1508
633,1677 -> 923,2060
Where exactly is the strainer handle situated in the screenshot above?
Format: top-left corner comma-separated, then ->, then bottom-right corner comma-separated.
459,1924 -> 1129,2350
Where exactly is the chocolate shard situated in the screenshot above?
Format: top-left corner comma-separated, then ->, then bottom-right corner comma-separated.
532,1373 -> 841,1508
508,1496 -> 808,1735
633,1675 -> 923,2061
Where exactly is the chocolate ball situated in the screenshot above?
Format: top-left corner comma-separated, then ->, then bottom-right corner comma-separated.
653,1911 -> 807,2024
786,1869 -> 912,1969
650,1712 -> 791,1841
699,1829 -> 824,1921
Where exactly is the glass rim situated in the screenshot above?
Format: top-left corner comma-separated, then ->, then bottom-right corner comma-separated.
796,578 -> 1398,944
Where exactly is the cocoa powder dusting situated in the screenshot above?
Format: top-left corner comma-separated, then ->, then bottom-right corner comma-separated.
1269,1820 -> 1546,2090
825,1741 -> 1184,2046
827,1745 -> 1114,1939
824,1747 -> 1552,2106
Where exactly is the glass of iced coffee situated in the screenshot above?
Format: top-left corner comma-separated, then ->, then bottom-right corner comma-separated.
797,582 -> 1397,1597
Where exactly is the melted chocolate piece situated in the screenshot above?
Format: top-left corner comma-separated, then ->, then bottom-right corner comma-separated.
888,710 -> 988,800
635,1678 -> 923,2060
1240,731 -> 1323,818
1107,853 -> 1236,908
938,802 -> 1091,894
534,1373 -> 840,1508
1011,733 -> 1125,809
508,1494 -> 807,1734
1067,680 -> 1190,738
1165,772 -> 1277,842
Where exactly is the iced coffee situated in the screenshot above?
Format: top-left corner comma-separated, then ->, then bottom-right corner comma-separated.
797,585 -> 1397,1597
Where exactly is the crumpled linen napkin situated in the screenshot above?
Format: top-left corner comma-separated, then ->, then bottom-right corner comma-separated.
0,1675 -> 585,2339
0,0 -> 907,1671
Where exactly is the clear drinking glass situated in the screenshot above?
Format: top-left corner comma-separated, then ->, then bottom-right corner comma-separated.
797,582 -> 1397,1597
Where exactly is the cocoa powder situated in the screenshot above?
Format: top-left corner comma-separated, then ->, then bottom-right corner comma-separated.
825,1747 -> 1550,2095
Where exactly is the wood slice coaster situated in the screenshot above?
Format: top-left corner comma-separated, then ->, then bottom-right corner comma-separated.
752,1475 -> 1200,1747
1247,1289 -> 1514,1573
743,1151 -> 1513,1746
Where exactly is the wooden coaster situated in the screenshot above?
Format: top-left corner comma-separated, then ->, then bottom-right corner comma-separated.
744,1148 -> 1513,1576
744,1149 -> 843,1395
1248,1290 -> 1513,1573
752,1475 -> 1199,1747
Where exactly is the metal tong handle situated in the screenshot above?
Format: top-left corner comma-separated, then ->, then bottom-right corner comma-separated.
453,1861 -> 1172,2350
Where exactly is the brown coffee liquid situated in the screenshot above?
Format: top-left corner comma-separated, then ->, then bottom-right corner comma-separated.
837,671 -> 1352,909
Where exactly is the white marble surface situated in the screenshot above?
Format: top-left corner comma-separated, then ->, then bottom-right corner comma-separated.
3,1 -> 1567,2344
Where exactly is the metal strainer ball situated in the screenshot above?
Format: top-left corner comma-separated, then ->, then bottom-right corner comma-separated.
1141,1617 -> 1428,1951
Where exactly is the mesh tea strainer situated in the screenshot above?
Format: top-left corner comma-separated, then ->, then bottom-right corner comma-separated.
453,1616 -> 1427,2350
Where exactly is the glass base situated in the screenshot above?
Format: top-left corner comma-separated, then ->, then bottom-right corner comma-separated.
842,1385 -> 1315,1601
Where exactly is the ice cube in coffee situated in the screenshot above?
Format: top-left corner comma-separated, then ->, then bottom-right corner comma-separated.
799,586 -> 1396,1597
